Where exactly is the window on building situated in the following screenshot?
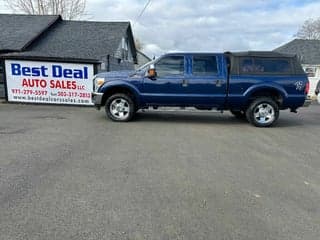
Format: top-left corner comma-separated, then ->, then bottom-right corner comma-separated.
0,64 -> 4,84
193,55 -> 218,75
121,37 -> 129,61
155,56 -> 184,77
304,67 -> 317,77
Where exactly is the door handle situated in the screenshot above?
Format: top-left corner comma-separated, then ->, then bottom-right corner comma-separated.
182,79 -> 188,87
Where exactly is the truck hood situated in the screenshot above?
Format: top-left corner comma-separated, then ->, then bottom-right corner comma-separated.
97,70 -> 139,81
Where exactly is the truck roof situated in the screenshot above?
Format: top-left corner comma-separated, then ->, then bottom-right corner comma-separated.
226,51 -> 296,58
162,51 -> 296,58
163,52 -> 223,56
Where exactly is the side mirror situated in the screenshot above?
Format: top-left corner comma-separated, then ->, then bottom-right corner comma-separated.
147,64 -> 157,79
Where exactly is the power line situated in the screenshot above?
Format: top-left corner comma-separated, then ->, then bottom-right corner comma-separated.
133,0 -> 152,27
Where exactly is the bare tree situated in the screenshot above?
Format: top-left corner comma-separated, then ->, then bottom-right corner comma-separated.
4,0 -> 86,20
296,18 -> 320,40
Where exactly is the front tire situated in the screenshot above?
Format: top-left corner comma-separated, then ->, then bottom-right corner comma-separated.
105,93 -> 135,122
245,97 -> 279,127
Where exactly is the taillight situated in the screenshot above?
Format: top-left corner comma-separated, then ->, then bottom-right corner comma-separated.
305,81 -> 310,95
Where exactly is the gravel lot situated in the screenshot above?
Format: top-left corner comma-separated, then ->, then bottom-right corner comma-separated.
0,102 -> 319,240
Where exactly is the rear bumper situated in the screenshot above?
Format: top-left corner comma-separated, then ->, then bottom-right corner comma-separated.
92,92 -> 103,110
303,96 -> 312,107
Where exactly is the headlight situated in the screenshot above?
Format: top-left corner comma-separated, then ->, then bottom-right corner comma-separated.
94,77 -> 105,91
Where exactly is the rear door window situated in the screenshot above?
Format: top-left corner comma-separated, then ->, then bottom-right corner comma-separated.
192,55 -> 218,75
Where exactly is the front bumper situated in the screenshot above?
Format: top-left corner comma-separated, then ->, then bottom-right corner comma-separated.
303,96 -> 312,107
92,92 -> 103,110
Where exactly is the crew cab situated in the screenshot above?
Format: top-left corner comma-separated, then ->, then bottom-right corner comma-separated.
92,52 -> 310,127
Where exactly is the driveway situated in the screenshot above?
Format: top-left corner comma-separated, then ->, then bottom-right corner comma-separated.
0,103 -> 319,240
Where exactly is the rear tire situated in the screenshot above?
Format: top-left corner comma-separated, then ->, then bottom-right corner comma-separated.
245,97 -> 279,127
105,93 -> 135,122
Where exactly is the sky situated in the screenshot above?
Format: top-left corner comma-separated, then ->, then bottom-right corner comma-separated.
1,0 -> 320,58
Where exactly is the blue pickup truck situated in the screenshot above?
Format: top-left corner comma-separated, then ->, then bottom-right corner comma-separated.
92,52 -> 310,127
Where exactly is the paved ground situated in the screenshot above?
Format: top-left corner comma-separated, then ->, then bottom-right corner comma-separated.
0,102 -> 319,240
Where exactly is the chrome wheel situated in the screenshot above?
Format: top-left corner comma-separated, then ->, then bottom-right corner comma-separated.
109,98 -> 130,120
254,103 -> 275,124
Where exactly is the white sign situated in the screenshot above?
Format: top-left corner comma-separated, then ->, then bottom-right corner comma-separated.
5,60 -> 94,105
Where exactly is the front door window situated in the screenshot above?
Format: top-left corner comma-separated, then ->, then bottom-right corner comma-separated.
142,55 -> 185,105
155,56 -> 184,77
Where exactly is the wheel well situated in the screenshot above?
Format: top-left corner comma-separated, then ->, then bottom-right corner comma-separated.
101,87 -> 136,106
248,89 -> 283,107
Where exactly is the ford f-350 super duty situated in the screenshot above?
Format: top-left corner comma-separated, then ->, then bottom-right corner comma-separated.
92,52 -> 311,127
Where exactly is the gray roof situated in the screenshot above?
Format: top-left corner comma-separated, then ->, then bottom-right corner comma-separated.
0,14 -> 137,63
8,21 -> 132,61
0,14 -> 60,51
274,39 -> 320,65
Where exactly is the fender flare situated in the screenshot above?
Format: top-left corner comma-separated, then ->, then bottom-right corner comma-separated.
243,83 -> 288,100
100,81 -> 141,105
